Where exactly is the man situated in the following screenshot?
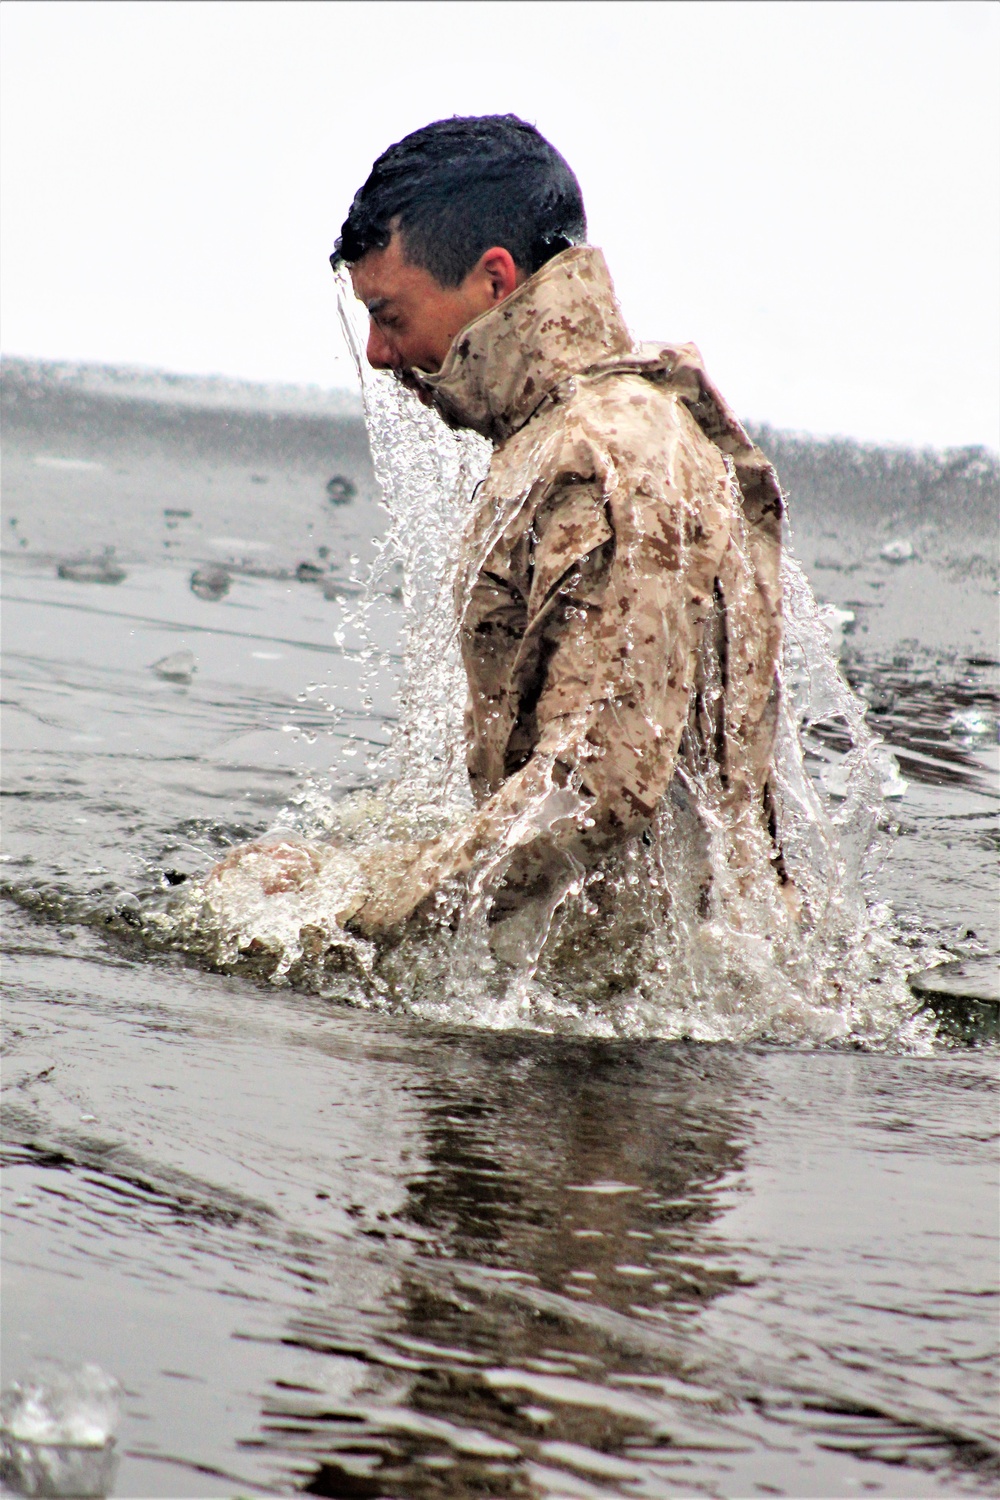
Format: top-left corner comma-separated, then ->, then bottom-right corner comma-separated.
213,114 -> 789,944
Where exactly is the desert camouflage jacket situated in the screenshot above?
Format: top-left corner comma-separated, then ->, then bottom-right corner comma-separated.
352,246 -> 785,931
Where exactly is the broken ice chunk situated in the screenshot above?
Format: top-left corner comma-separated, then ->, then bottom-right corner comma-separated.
0,1361 -> 121,1445
948,708 -> 996,739
150,649 -> 196,683
56,553 -> 126,584
879,539 -> 915,563
189,565 -> 230,601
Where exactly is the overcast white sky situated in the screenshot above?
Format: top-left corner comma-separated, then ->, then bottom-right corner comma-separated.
2,0 -> 998,447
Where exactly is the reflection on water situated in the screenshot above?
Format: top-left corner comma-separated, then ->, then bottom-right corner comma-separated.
1,356 -> 997,1497
234,1038 -> 997,1499
269,1041 -> 752,1497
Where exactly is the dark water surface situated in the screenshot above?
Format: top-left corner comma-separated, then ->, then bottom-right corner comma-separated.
2,358 -> 998,1497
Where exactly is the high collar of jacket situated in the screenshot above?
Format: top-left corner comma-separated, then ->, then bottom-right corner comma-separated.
413,245 -> 634,443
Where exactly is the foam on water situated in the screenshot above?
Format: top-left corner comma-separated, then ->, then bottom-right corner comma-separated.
150,281 -> 935,1048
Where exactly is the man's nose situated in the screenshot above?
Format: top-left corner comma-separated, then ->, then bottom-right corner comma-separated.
366,321 -> 396,371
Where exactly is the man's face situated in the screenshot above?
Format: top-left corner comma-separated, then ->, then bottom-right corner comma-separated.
349,232 -> 523,382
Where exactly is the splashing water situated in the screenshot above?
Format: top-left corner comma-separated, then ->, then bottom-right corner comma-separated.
152,277 -> 932,1048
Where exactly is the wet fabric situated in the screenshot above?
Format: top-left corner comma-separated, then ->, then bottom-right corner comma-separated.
350,246 -> 785,933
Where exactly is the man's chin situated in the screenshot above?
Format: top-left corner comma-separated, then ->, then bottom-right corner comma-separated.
392,367 -> 437,406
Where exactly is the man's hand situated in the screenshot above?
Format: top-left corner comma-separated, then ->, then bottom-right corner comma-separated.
203,834 -> 449,942
205,837 -> 324,895
345,839 -> 445,940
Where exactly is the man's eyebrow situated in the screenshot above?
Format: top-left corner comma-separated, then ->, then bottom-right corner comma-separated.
366,296 -> 390,315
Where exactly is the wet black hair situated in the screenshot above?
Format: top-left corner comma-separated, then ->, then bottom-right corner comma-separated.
331,114 -> 587,286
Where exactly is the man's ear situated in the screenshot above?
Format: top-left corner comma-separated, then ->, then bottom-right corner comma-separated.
478,246 -> 523,304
